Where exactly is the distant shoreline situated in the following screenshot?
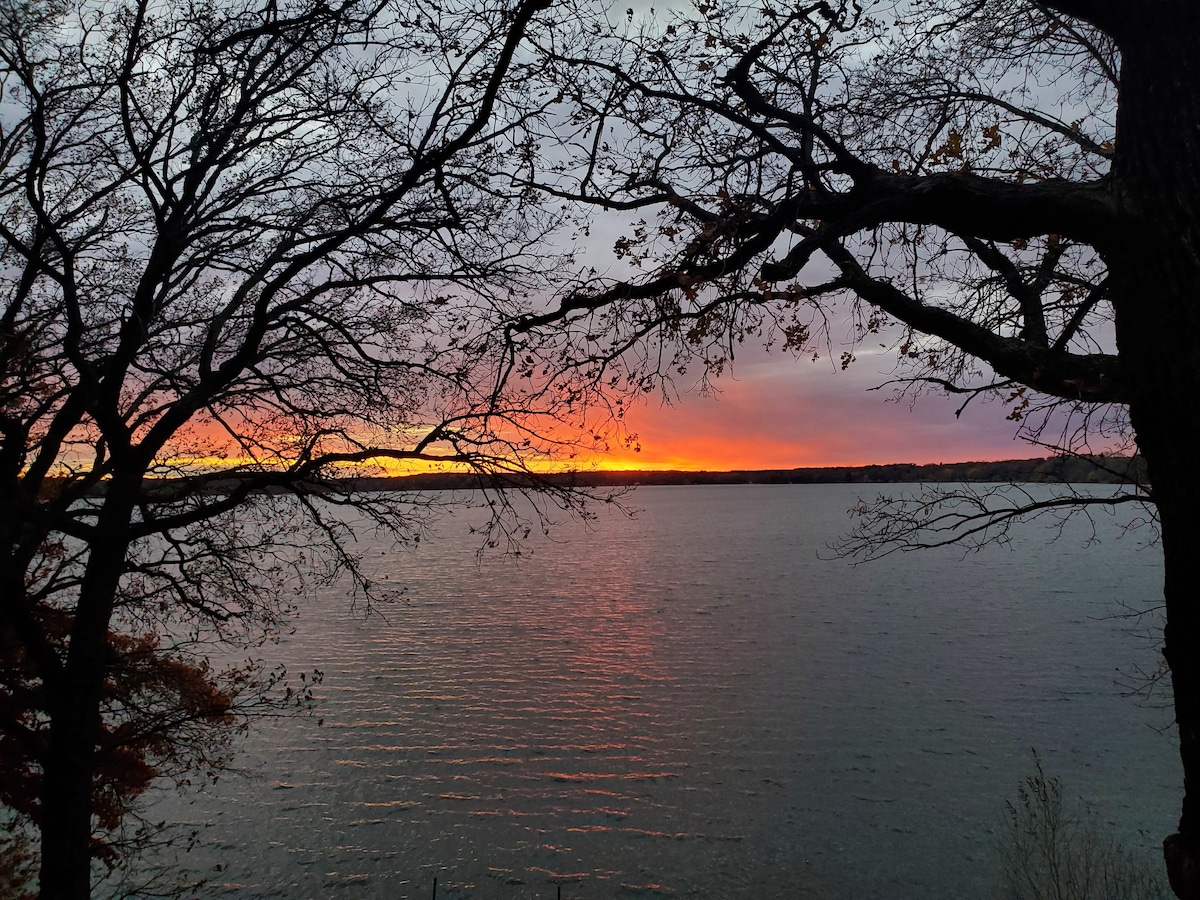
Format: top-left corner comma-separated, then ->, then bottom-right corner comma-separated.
118,455 -> 1142,500
343,455 -> 1143,492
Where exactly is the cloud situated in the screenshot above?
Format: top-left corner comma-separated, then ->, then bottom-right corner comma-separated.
589,350 -> 1030,470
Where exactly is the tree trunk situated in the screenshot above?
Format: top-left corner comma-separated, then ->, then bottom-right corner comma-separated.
37,491 -> 135,900
1157,488 -> 1200,900
39,684 -> 105,899
1108,8 -> 1200,897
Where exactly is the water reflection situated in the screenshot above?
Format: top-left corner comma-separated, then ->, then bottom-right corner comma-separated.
143,485 -> 1174,900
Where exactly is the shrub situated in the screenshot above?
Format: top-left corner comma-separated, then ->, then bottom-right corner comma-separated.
995,755 -> 1167,900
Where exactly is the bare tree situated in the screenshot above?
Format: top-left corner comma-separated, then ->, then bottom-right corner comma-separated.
515,1 -> 1200,895
0,0 -> 592,896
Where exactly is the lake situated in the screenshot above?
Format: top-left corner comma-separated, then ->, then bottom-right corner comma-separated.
141,483 -> 1176,899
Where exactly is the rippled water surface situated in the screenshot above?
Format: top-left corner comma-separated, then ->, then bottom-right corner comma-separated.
146,484 -> 1175,899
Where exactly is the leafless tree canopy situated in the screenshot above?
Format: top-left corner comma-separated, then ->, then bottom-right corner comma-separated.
0,0 -> 614,895
516,1 -> 1200,896
525,1 -> 1127,423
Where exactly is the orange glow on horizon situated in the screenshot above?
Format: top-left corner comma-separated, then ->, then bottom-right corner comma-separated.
130,398 -> 1034,478
96,358 -> 1045,479
570,443 -> 905,473
565,382 -> 1039,472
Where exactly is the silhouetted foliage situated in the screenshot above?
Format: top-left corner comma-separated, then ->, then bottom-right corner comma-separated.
0,827 -> 35,899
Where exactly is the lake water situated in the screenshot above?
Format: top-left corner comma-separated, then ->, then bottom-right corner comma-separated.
143,483 -> 1177,900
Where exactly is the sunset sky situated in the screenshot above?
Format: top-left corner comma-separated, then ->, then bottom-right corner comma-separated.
582,345 -> 1035,471
570,200 -> 1038,473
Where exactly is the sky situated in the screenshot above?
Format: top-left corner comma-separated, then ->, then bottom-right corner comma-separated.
578,345 -> 1038,471
565,193 -> 1040,473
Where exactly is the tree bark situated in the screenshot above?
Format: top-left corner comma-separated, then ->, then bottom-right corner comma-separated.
1107,7 -> 1200,897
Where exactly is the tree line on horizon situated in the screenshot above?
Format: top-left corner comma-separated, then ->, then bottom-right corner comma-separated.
338,453 -> 1146,490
